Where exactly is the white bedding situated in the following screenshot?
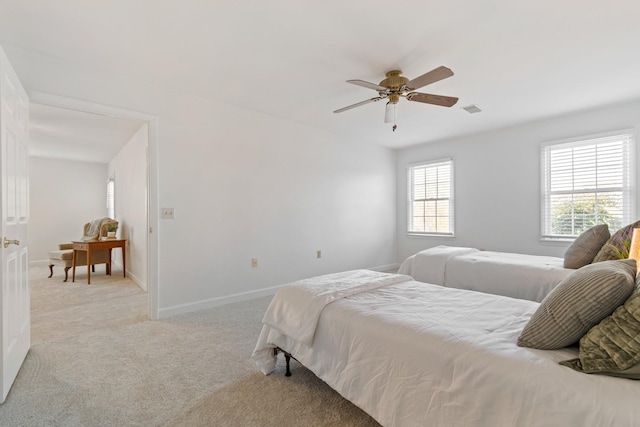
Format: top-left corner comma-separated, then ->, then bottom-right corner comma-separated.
398,245 -> 573,301
253,271 -> 640,427
261,269 -> 412,346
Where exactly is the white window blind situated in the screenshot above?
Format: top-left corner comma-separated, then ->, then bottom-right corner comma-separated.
541,131 -> 635,239
408,159 -> 454,235
106,178 -> 115,219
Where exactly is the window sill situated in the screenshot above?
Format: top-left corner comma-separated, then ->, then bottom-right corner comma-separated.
407,232 -> 456,238
539,238 -> 573,247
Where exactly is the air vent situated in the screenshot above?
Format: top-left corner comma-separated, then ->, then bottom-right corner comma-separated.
462,104 -> 482,114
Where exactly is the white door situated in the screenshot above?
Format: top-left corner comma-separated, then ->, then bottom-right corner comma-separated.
0,45 -> 30,403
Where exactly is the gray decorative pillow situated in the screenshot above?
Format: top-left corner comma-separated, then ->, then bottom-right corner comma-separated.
563,224 -> 610,269
517,259 -> 636,350
560,273 -> 640,379
592,220 -> 640,263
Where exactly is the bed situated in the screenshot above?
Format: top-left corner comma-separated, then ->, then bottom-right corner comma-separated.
398,245 -> 574,301
253,269 -> 640,427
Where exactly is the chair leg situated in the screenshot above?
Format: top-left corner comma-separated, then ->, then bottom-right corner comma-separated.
48,264 -> 54,278
64,267 -> 70,282
91,265 -> 95,273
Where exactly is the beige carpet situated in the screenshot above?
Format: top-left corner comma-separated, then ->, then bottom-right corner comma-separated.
0,264 -> 379,426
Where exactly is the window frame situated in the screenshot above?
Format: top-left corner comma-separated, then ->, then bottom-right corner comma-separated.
106,177 -> 115,219
540,130 -> 635,241
407,158 -> 455,236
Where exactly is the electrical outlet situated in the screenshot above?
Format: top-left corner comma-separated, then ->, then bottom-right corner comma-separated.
161,208 -> 174,219
317,250 -> 322,259
252,258 -> 258,268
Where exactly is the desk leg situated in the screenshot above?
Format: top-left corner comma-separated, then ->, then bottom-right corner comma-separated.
72,249 -> 77,282
107,248 -> 112,276
87,247 -> 92,285
122,243 -> 126,278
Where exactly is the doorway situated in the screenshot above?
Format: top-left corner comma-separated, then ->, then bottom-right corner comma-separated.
28,92 -> 158,320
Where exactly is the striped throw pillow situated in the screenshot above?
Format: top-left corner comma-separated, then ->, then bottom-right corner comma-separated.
517,259 -> 636,350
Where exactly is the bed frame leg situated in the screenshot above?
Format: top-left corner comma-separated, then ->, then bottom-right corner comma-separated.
274,347 -> 293,377
284,352 -> 292,377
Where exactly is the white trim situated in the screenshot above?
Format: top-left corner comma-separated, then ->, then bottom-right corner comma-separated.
106,178 -> 115,219
539,128 -> 635,239
368,263 -> 401,273
538,238 -> 572,247
407,232 -> 456,238
109,260 -> 146,292
29,91 -> 160,320
158,264 -> 403,318
124,268 -> 146,292
158,285 -> 282,319
406,157 -> 455,236
404,157 -> 453,169
147,118 -> 159,319
540,128 -> 635,149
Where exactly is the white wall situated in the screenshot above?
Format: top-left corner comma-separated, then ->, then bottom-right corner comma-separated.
29,156 -> 107,262
108,124 -> 148,290
396,99 -> 640,262
155,102 -> 396,316
7,46 -> 397,317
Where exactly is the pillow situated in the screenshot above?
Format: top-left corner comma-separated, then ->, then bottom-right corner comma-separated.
563,224 -> 610,269
560,272 -> 640,379
517,259 -> 636,349
592,221 -> 640,263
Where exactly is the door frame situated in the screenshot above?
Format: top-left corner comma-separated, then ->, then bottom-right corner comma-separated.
29,91 -> 159,320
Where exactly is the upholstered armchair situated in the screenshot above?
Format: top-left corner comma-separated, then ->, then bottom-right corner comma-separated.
48,218 -> 119,282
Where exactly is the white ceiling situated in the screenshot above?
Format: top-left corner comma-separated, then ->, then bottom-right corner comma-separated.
1,1 -> 640,150
29,103 -> 144,163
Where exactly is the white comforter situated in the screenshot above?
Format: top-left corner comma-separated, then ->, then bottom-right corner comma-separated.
253,271 -> 640,427
398,245 -> 573,302
261,269 -> 412,346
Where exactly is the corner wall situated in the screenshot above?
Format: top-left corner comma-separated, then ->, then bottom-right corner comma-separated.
108,124 -> 148,290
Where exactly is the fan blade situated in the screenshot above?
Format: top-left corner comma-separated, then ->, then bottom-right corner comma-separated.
405,66 -> 454,90
333,96 -> 387,113
406,92 -> 458,107
347,79 -> 389,92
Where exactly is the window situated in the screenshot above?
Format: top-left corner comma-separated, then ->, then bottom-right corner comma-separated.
408,158 -> 454,235
106,178 -> 115,219
541,131 -> 635,239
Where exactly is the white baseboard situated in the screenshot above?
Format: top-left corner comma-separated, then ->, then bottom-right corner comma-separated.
158,284 -> 281,319
126,270 -> 147,292
159,263 -> 403,319
368,263 -> 401,273
31,258 -> 401,319
110,261 -> 147,292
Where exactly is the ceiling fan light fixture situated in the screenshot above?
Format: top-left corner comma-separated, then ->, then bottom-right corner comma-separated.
334,66 -> 458,125
384,101 -> 398,123
385,93 -> 400,123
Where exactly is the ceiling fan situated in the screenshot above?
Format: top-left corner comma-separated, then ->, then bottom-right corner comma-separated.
333,66 -> 459,130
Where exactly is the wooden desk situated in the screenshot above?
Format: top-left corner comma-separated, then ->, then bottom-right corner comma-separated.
72,239 -> 126,284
